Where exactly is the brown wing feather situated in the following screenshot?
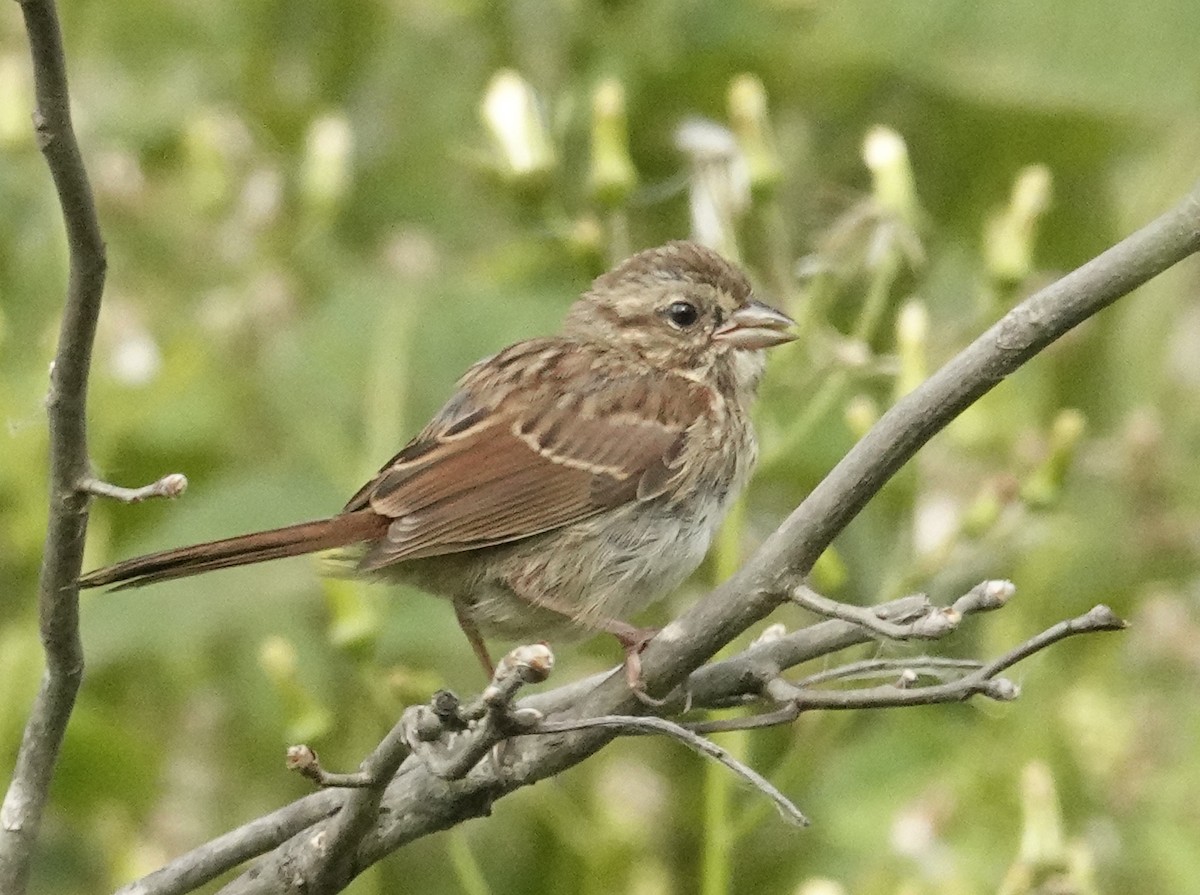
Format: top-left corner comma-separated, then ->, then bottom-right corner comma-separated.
352,342 -> 709,570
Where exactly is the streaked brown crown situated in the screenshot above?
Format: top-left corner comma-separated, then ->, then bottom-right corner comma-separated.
562,241 -> 757,371
589,241 -> 753,301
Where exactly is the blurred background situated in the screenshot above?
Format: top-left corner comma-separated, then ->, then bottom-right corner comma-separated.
3,1 -> 1200,893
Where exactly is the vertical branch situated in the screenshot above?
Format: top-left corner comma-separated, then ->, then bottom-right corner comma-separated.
0,0 -> 107,892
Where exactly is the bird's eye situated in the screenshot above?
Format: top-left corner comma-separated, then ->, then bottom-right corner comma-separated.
664,300 -> 700,329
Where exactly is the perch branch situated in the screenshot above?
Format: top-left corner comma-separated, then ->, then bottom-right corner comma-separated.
195,590 -> 1118,895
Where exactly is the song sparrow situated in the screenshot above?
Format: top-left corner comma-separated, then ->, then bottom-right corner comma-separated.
81,241 -> 795,692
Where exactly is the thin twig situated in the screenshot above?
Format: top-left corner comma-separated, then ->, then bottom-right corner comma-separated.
533,715 -> 809,826
975,604 -> 1127,677
795,656 -> 984,688
790,584 -> 962,639
255,644 -> 555,895
789,579 -> 1015,641
286,747 -> 380,789
1,0 -> 108,892
81,473 -> 188,503
686,605 -> 1125,734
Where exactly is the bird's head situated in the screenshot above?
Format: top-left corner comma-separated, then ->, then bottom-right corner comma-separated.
564,241 -> 795,390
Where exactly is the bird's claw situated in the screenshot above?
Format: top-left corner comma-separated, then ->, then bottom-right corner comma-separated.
613,626 -> 668,705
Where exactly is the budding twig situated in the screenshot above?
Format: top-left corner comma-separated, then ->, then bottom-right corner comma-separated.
788,579 -> 1014,641
686,604 -> 1125,735
407,644 -> 553,780
285,746 -> 379,789
81,473 -> 188,503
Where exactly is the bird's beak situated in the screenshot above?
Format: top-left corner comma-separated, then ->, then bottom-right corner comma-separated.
713,300 -> 796,349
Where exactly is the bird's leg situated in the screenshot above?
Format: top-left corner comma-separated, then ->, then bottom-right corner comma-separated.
602,620 -> 667,706
503,584 -> 663,701
454,601 -> 496,678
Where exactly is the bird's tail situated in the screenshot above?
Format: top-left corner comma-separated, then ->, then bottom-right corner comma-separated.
79,510 -> 388,590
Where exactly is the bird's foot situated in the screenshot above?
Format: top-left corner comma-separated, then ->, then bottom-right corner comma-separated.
610,624 -> 666,706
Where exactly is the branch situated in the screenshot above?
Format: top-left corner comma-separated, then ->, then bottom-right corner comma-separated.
213,182 -> 1200,891
1,0 -> 108,891
114,181 -> 1199,894
151,586 -> 1109,895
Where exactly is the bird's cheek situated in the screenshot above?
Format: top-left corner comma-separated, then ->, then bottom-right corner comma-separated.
730,349 -> 768,392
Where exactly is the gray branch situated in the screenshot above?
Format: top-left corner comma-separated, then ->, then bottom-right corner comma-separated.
277,645 -> 554,894
0,0 -> 108,892
120,584 -> 1117,895
175,181 -> 1200,894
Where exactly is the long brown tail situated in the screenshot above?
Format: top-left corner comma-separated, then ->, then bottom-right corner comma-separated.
79,510 -> 389,590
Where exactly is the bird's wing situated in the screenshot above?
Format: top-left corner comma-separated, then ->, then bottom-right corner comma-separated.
344,342 -> 708,568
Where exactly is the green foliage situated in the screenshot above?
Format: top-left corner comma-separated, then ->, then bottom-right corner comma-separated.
3,1 -> 1200,893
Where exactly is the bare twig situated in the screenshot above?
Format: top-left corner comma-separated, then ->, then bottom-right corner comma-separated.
533,714 -> 809,826
789,579 -> 1014,640
791,584 -> 961,638
795,656 -> 984,688
1,1 -> 108,892
975,604 -> 1127,677
286,747 -> 380,789
81,473 -> 188,504
688,604 -> 1125,734
259,645 -> 554,895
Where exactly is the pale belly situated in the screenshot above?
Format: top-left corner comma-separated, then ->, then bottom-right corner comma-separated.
395,489 -> 734,641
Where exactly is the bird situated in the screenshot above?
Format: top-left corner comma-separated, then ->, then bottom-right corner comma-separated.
80,241 -> 795,694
